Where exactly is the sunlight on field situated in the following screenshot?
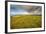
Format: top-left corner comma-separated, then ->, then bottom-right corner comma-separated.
10,15 -> 42,29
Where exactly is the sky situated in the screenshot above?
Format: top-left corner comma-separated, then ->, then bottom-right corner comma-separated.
10,5 -> 42,16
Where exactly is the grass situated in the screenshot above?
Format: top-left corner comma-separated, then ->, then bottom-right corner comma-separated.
10,15 -> 42,29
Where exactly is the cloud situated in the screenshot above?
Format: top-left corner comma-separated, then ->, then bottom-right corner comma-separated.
10,5 -> 42,16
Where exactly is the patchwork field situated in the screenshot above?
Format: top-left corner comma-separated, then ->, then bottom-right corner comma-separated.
10,15 -> 42,29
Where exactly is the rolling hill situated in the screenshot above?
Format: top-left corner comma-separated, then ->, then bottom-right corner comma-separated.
10,15 -> 42,29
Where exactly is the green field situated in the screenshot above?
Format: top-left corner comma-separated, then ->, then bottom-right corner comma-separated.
10,15 -> 42,29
